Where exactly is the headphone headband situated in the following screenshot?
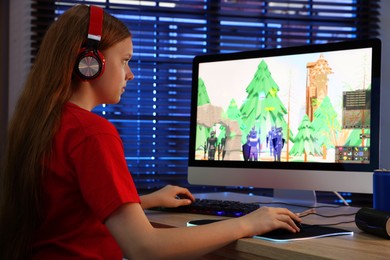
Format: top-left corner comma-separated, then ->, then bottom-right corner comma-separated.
87,5 -> 103,42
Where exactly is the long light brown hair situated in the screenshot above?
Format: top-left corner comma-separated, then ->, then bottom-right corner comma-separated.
0,5 -> 131,259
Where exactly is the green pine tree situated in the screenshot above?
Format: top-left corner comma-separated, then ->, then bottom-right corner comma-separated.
198,78 -> 211,106
216,99 -> 245,160
219,99 -> 246,140
344,129 -> 370,146
311,96 -> 342,156
196,78 -> 212,151
290,114 -> 321,162
239,59 -> 293,145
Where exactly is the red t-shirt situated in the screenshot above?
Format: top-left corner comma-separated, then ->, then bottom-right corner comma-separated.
32,102 -> 140,259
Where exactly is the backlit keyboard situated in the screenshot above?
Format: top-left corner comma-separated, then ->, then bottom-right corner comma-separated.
152,198 -> 260,217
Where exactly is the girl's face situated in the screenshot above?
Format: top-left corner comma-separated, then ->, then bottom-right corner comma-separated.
92,36 -> 134,104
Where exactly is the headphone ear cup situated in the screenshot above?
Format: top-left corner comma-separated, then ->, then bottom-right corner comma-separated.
74,48 -> 106,80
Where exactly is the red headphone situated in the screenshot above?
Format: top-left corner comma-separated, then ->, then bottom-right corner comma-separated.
74,5 -> 106,81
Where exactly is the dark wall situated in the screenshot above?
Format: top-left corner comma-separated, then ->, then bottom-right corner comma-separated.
0,0 -> 10,160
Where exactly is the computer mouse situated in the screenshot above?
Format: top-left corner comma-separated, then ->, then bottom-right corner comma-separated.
264,220 -> 302,235
259,221 -> 302,236
294,220 -> 302,229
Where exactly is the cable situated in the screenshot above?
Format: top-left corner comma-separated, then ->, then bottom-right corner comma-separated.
333,191 -> 350,206
301,212 -> 356,218
297,209 -> 357,226
305,220 -> 356,227
249,198 -> 357,227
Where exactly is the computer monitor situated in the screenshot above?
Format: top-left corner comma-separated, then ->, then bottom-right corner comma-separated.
188,39 -> 381,205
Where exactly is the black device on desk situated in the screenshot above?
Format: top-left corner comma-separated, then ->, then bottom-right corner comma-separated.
187,218 -> 353,242
355,207 -> 390,238
151,198 -> 260,217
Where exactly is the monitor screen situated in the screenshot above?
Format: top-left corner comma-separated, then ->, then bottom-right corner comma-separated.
188,39 -> 381,198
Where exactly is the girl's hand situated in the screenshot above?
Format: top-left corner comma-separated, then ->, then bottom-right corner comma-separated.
239,206 -> 302,237
140,185 -> 195,209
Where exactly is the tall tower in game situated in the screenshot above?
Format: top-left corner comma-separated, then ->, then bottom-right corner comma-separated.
306,54 -> 333,121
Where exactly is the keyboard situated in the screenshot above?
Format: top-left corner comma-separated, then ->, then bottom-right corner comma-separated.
151,198 -> 260,217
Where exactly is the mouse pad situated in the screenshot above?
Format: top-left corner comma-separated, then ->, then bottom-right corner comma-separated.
187,219 -> 353,242
255,223 -> 353,242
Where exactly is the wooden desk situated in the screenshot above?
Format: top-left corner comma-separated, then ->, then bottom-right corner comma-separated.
146,193 -> 390,259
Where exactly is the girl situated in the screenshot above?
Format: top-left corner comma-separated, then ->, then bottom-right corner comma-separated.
0,4 -> 300,259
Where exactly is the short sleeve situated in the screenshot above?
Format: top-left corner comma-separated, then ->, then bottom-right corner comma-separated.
70,132 -> 140,222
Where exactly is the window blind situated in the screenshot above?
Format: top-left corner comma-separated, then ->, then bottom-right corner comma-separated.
31,0 -> 381,196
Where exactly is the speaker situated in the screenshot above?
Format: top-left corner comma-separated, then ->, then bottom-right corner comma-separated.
355,207 -> 390,238
74,5 -> 106,81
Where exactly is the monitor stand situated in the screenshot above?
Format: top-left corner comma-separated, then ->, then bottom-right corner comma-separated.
273,189 -> 317,207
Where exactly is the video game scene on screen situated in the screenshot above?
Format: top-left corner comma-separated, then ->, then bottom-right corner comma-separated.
195,48 -> 372,164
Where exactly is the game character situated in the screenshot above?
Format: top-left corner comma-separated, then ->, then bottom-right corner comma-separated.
247,127 -> 260,161
206,130 -> 218,160
272,127 -> 285,161
266,126 -> 276,156
218,136 -> 226,160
